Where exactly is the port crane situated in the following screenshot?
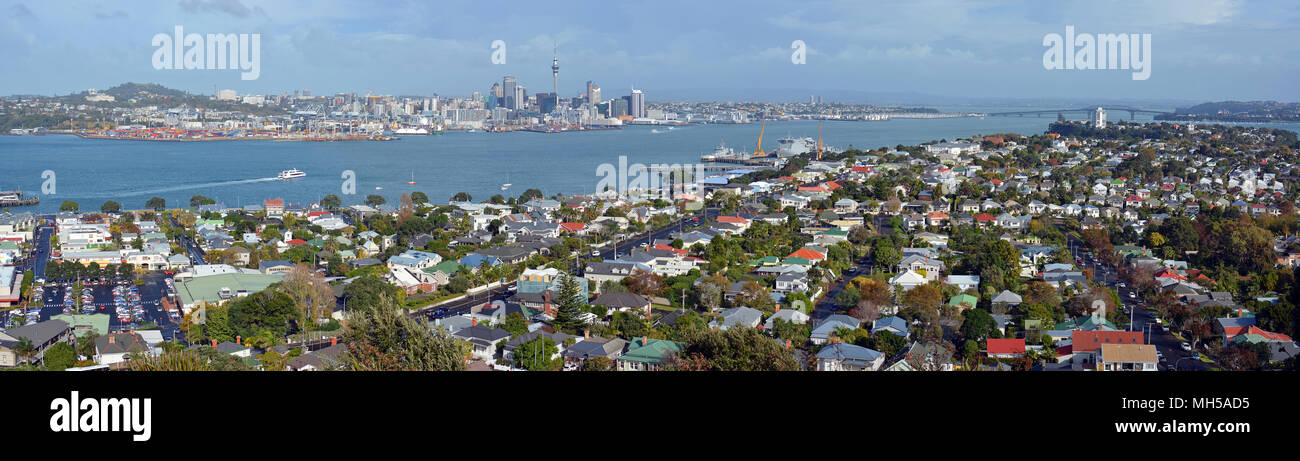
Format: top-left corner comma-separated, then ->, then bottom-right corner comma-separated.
817,119 -> 824,160
753,119 -> 767,157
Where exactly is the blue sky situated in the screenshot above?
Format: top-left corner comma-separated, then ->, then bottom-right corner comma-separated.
3,0 -> 1297,104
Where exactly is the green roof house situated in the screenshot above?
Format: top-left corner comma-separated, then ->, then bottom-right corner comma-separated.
616,337 -> 682,371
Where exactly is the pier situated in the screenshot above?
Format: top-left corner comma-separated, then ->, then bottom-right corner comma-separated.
0,190 -> 39,207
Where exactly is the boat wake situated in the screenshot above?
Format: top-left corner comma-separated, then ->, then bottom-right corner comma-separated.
85,177 -> 279,198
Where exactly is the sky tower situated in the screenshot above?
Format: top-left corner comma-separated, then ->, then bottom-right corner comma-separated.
551,43 -> 560,114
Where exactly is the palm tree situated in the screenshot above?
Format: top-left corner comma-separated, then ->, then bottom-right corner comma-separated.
14,337 -> 36,367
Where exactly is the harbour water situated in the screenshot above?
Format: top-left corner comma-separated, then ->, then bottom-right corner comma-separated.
1,108 -> 1293,214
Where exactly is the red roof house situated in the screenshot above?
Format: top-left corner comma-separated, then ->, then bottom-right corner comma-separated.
987,338 -> 1026,358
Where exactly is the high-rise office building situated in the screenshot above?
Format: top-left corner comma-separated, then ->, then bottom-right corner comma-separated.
1093,107 -> 1106,128
629,89 -> 645,118
503,75 -> 518,109
586,81 -> 600,106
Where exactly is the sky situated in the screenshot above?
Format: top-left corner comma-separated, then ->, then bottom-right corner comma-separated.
2,0 -> 1298,105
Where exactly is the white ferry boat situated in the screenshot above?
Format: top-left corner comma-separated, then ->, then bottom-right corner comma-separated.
277,169 -> 306,180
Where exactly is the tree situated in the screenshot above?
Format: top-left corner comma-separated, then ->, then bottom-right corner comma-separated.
582,356 -> 614,371
12,337 -> 36,366
365,194 -> 387,207
735,280 -> 776,313
280,264 -> 336,334
873,242 -> 901,271
518,188 -> 543,203
450,192 -> 472,202
513,336 -> 562,371
100,200 -> 121,213
771,318 -> 811,345
850,277 -> 892,305
344,275 -> 405,311
900,282 -> 942,313
552,273 -> 588,333
42,342 -> 77,371
850,300 -> 880,323
500,312 -> 528,337
618,268 -> 665,297
868,331 -> 907,356
190,194 -> 216,207
145,196 -> 166,210
75,332 -> 101,360
834,285 -> 861,309
695,274 -> 729,311
126,346 -> 251,371
320,194 -> 342,209
610,311 -> 649,338
59,200 -> 79,212
343,295 -> 470,371
670,326 -> 798,371
227,289 -> 297,339
411,191 -> 429,204
960,308 -> 997,341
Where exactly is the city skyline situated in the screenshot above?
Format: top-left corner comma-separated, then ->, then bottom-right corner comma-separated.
2,0 -> 1298,103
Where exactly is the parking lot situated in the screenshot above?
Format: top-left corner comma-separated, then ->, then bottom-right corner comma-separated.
31,273 -> 182,341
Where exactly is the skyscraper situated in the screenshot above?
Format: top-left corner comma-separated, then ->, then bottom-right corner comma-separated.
586,81 -> 600,106
1093,107 -> 1107,128
503,75 -> 517,109
629,89 -> 645,118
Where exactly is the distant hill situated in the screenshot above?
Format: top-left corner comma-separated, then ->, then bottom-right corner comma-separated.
1157,100 -> 1300,122
59,82 -> 280,115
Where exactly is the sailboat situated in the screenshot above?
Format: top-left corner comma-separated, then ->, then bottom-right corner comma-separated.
501,173 -> 511,191
407,172 -> 416,185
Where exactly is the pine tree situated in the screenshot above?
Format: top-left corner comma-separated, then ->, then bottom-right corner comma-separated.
552,273 -> 587,333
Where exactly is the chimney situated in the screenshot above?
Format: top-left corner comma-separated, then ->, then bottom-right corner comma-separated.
211,339 -> 216,347
544,291 -> 552,315
330,336 -> 337,346
472,317 -> 478,326
108,335 -> 115,345
584,329 -> 590,339
236,335 -> 241,345
785,339 -> 792,349
642,336 -> 648,346
775,305 -> 780,312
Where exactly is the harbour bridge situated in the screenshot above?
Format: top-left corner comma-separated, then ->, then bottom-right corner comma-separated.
982,106 -> 1171,120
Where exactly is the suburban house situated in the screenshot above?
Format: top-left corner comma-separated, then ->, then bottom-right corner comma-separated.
986,338 -> 1026,359
616,337 -> 681,371
0,319 -> 73,367
816,343 -> 885,371
591,292 -> 652,317
564,336 -> 629,367
1098,343 -> 1158,371
451,325 -> 512,363
94,332 -> 153,366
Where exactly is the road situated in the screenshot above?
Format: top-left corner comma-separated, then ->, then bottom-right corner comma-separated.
811,255 -> 873,323
24,224 -> 55,280
170,215 -> 207,265
1057,221 -> 1211,371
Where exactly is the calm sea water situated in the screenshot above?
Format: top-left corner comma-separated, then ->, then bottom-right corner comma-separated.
1,109 -> 1293,214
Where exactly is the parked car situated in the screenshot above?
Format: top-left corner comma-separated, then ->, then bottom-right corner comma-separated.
1181,342 -> 1192,351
